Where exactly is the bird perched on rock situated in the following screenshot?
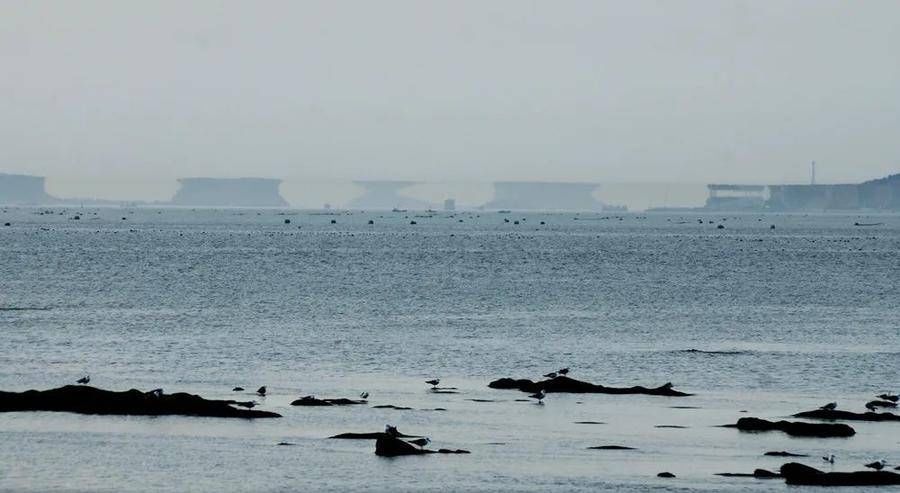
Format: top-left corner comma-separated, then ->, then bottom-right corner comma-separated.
543,372 -> 558,379
359,392 -> 369,400
822,454 -> 835,464
408,437 -> 430,449
76,375 -> 90,385
865,459 -> 887,471
147,388 -> 164,397
385,425 -> 400,437
557,368 -> 570,376
820,402 -> 837,411
529,389 -> 546,404
256,386 -> 267,396
426,379 -> 440,389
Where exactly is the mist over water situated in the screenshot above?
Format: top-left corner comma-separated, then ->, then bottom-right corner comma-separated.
1,208 -> 898,491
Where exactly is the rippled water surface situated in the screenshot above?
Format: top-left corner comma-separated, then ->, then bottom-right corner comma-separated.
1,207 -> 898,492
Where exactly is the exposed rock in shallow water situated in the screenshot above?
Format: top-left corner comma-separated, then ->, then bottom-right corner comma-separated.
780,462 -> 900,486
655,425 -> 688,429
587,445 -> 635,450
657,472 -> 676,478
290,396 -> 366,406
716,469 -> 780,479
329,431 -> 420,439
725,417 -> 855,437
764,451 -> 808,457
371,404 -> 413,410
574,421 -> 606,425
794,408 -> 900,421
488,376 -> 691,396
374,436 -> 469,456
0,385 -> 280,418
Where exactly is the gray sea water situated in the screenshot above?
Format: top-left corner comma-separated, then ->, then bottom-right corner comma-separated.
1,207 -> 898,492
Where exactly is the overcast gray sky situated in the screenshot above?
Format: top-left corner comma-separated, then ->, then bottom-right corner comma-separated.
2,0 -> 899,200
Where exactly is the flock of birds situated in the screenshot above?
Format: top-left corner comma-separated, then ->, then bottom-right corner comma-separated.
818,392 -> 899,471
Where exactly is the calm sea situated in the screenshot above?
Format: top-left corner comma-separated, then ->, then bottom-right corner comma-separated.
1,207 -> 898,492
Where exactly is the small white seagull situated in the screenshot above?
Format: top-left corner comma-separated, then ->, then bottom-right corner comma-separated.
865,459 -> 887,471
76,375 -> 90,385
359,392 -> 369,399
822,454 -> 835,464
529,389 -> 546,404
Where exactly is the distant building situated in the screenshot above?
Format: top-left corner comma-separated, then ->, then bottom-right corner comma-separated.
702,173 -> 900,212
170,177 -> 289,207
768,174 -> 900,211
705,184 -> 767,210
443,198 -> 456,211
482,182 -> 605,211
0,173 -> 56,205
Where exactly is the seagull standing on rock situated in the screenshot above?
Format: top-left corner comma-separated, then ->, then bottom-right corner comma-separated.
865,459 -> 887,471
822,454 -> 835,464
76,376 -> 90,385
426,379 -> 440,389
557,368 -> 569,376
820,402 -> 837,411
543,372 -> 557,379
529,389 -> 546,404
385,425 -> 400,437
359,392 -> 369,400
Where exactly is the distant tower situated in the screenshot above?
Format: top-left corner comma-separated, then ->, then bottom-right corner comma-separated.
811,161 -> 816,185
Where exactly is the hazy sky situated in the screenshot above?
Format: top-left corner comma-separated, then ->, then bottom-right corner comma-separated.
2,0 -> 899,199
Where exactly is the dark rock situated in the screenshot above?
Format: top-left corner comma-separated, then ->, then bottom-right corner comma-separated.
374,436 -> 470,457
232,387 -> 244,392
488,376 -> 691,396
0,385 -> 280,418
657,472 -> 676,478
574,421 -> 606,425
587,445 -> 635,450
753,469 -> 781,478
780,462 -> 900,486
655,425 -> 688,429
764,451 -> 808,457
277,441 -> 295,446
330,430 -> 420,440
371,404 -> 413,410
793,409 -> 900,421
290,396 -> 366,406
866,399 -> 898,409
725,417 -> 855,437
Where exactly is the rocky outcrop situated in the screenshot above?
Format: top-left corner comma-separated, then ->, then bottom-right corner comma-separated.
329,430 -> 420,439
0,385 -> 280,418
764,451 -> 808,457
488,376 -> 691,396
725,417 -> 854,437
793,409 -> 900,421
290,396 -> 366,406
374,436 -> 469,457
780,462 -> 900,486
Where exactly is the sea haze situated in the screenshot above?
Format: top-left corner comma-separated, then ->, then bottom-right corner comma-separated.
1,208 -> 898,492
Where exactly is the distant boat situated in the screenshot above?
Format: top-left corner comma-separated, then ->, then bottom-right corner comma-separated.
391,208 -> 407,213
